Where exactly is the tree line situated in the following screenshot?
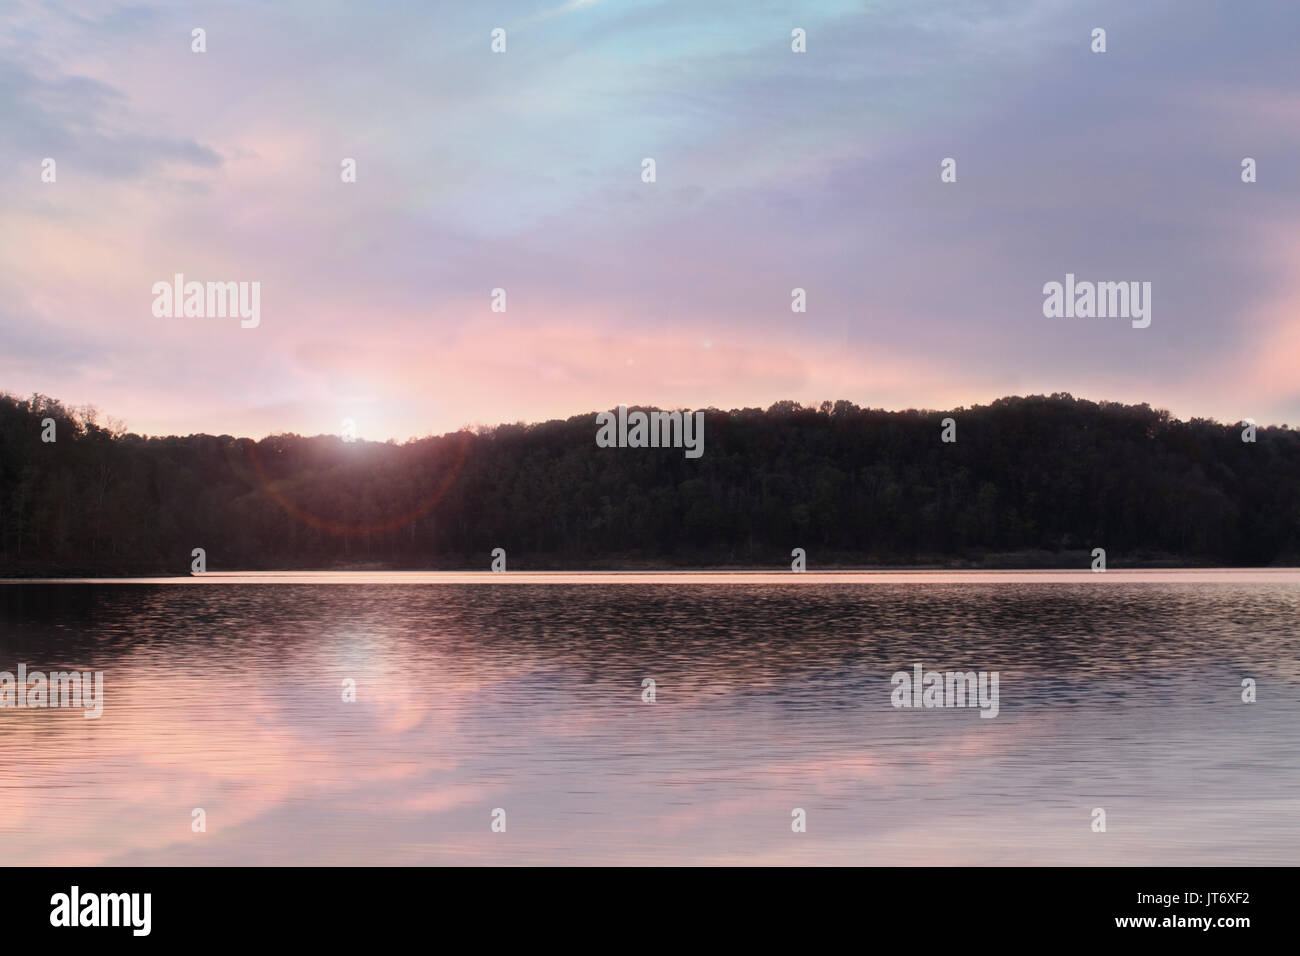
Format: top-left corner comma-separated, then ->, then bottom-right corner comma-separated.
1,391 -> 1297,574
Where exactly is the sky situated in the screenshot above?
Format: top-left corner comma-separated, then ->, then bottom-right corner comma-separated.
2,0 -> 1298,440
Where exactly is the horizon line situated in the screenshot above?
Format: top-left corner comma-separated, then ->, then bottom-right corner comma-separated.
5,568 -> 1298,585
4,389 -> 1293,444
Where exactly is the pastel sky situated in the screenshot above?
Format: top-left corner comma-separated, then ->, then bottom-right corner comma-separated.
2,0 -> 1298,440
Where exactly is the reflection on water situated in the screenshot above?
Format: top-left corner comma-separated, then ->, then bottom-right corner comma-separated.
1,574 -> 1297,865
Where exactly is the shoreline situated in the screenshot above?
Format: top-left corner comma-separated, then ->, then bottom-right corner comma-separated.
3,568 -> 1298,585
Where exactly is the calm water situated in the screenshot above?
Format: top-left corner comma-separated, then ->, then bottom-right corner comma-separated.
1,572 -> 1297,865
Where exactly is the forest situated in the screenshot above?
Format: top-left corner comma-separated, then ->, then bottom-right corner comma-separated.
1,391 -> 1297,574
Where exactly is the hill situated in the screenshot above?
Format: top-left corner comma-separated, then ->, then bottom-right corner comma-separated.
1,392 -> 1297,574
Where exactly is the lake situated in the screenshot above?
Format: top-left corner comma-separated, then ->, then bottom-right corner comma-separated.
1,570 -> 1297,865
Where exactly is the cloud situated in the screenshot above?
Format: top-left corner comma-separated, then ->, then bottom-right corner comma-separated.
2,0 -> 1298,436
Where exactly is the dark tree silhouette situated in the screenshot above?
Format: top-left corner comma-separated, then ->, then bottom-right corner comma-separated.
1,391 -> 1297,574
